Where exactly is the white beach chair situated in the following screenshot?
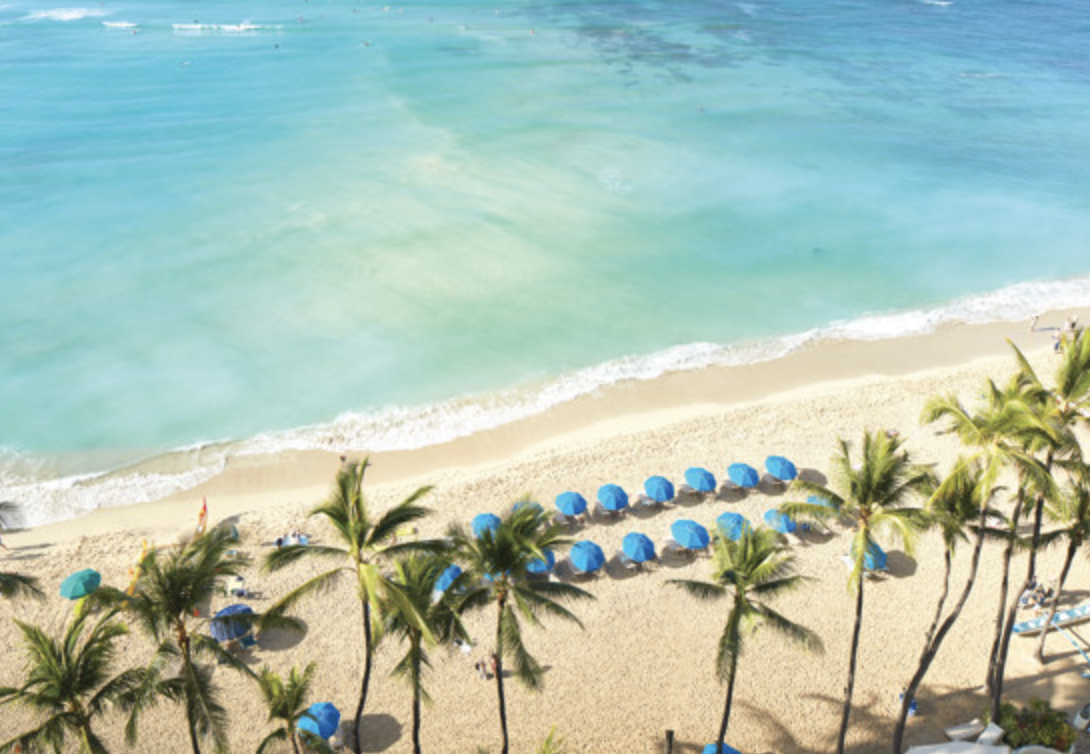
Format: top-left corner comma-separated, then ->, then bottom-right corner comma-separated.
975,722 -> 1005,746
945,719 -> 985,741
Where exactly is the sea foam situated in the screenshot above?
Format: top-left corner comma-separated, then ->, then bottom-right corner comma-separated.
3,275 -> 1088,529
23,7 -> 108,21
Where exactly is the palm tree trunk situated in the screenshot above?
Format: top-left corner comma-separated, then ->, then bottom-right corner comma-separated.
992,496 -> 1045,718
353,599 -> 374,754
495,599 -> 510,754
892,514 -> 987,754
412,648 -> 423,754
1034,540 -> 1077,663
836,576 -> 865,754
922,549 -> 953,650
986,489 -> 1023,695
716,654 -> 739,750
290,732 -> 301,754
179,634 -> 203,754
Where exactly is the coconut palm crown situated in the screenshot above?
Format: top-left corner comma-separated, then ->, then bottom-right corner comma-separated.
448,502 -> 593,754
667,526 -> 822,754
382,553 -> 472,754
120,526 -> 256,754
0,606 -> 143,754
262,457 -> 437,754
781,430 -> 930,754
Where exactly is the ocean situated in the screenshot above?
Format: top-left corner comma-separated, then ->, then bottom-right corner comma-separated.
2,0 -> 1090,526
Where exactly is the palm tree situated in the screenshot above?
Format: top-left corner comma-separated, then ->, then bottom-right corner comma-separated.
667,526 -> 822,753
921,375 -> 1057,714
382,554 -> 470,754
263,458 -> 436,754
448,503 -> 593,754
1033,468 -> 1090,663
0,501 -> 43,601
0,607 -> 143,753
121,525 -> 257,754
254,663 -> 334,754
782,430 -> 930,754
891,461 -> 999,754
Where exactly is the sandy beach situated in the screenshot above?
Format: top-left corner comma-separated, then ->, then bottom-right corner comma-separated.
4,309 -> 1090,754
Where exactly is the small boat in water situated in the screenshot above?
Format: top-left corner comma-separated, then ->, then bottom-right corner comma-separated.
1013,602 -> 1090,636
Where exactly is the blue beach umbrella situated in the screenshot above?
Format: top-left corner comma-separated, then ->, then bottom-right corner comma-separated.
765,455 -> 798,482
555,492 -> 588,517
527,549 -> 556,575
298,701 -> 341,740
622,532 -> 656,563
598,484 -> 629,513
727,463 -> 760,488
716,512 -> 752,541
684,467 -> 717,493
763,509 -> 797,534
570,541 -> 605,573
209,604 -> 254,643
702,744 -> 743,754
671,519 -> 710,551
60,569 -> 101,600
434,564 -> 462,593
472,513 -> 501,538
513,500 -> 544,515
644,476 -> 675,503
851,540 -> 888,571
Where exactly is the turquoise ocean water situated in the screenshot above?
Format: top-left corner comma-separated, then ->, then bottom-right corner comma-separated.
2,0 -> 1090,525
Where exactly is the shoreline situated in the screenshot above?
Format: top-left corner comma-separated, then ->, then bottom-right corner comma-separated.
7,304 -> 1084,548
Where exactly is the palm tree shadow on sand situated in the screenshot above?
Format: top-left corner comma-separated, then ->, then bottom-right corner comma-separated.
357,713 -> 402,752
257,619 -> 308,651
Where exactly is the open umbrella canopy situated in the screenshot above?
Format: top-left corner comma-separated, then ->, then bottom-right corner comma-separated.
763,509 -> 797,534
702,744 -> 743,754
210,604 -> 254,643
671,519 -> 710,550
644,476 -> 675,503
622,532 -> 656,563
765,455 -> 798,482
598,484 -> 629,512
555,491 -> 588,517
716,512 -> 752,541
472,513 -> 502,538
727,463 -> 760,488
684,467 -> 717,493
527,549 -> 556,575
60,569 -> 101,600
570,541 -> 605,573
298,701 -> 341,740
851,540 -> 888,571
513,500 -> 544,514
434,564 -> 462,593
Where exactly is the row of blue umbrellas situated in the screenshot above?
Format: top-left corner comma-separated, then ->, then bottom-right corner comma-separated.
556,457 -> 799,519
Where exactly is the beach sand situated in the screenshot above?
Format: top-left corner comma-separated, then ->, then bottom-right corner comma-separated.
4,309 -> 1090,754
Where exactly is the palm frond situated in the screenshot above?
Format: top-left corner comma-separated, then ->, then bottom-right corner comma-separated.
667,578 -> 727,602
263,544 -> 347,574
499,604 -> 544,691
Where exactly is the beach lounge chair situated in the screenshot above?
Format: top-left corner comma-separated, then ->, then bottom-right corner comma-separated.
975,722 -> 1005,746
945,719 -> 985,741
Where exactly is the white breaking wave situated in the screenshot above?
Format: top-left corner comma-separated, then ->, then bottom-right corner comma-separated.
172,22 -> 281,34
102,21 -> 136,28
5,275 -> 1090,527
23,7 -> 108,21
0,446 -> 228,528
